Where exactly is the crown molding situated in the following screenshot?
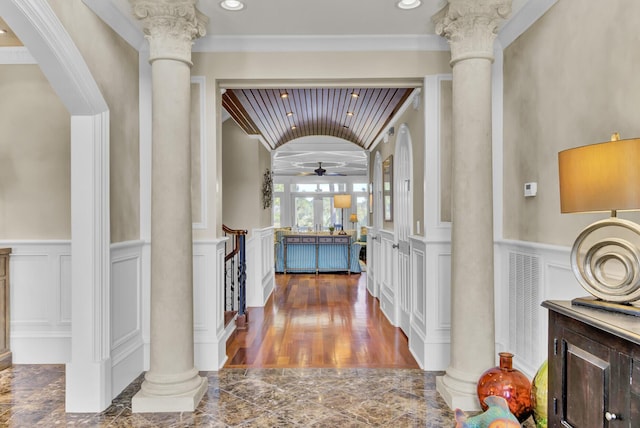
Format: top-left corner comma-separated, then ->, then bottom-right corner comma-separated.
193,34 -> 450,53
498,0 -> 557,48
82,0 -> 146,50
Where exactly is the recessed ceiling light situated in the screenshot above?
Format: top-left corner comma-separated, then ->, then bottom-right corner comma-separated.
220,0 -> 244,11
346,111 -> 354,116
0,29 -> 6,35
280,92 -> 289,99
397,0 -> 421,10
291,125 -> 297,130
350,92 -> 359,98
286,112 -> 294,117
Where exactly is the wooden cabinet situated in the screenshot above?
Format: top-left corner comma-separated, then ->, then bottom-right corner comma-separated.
543,300 -> 640,427
0,248 -> 10,370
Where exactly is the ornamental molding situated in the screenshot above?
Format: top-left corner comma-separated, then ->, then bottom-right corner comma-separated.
130,0 -> 208,65
433,0 -> 511,64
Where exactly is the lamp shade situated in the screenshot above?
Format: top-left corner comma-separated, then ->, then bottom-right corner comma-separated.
334,194 -> 351,209
349,213 -> 358,223
558,137 -> 640,213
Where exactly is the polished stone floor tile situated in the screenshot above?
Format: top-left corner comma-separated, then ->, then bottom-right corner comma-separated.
0,365 -> 537,427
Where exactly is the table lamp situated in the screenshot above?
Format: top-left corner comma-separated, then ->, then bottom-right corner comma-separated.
558,133 -> 640,314
349,213 -> 358,228
334,194 -> 351,235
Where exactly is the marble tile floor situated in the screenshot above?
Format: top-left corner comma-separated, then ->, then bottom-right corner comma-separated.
0,364 -> 536,427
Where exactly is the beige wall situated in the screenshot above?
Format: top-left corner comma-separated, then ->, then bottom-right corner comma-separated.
440,79 -> 453,223
50,1 -> 140,243
503,0 -> 640,246
192,50 -> 451,238
222,120 -> 271,235
0,65 -> 71,239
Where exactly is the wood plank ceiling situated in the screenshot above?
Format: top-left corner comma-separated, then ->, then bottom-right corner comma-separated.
222,87 -> 413,151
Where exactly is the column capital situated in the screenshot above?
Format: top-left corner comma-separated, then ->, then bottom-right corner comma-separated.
433,0 -> 511,65
130,0 -> 208,65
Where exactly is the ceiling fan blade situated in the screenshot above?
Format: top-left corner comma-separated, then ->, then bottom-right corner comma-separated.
325,172 -> 346,176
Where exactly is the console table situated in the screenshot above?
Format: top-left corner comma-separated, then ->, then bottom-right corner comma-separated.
283,234 -> 351,274
543,300 -> 640,427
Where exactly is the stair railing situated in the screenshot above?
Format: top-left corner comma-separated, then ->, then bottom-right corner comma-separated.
222,224 -> 247,328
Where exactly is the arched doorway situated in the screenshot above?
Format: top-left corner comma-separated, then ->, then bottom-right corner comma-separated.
394,123 -> 413,334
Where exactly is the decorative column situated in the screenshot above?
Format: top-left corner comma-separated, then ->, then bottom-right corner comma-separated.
433,0 -> 511,411
130,0 -> 208,413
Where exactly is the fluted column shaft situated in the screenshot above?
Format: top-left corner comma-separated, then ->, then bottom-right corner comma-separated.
130,0 -> 208,413
433,0 -> 511,411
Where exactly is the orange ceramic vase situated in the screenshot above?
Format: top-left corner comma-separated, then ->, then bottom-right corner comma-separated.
477,352 -> 533,423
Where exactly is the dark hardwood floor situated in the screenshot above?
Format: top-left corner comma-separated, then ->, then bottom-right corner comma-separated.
225,272 -> 419,369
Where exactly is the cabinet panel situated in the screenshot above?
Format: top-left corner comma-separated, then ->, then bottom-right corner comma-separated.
564,341 -> 608,428
544,301 -> 638,428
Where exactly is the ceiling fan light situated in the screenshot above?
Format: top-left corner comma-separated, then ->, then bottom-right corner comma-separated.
397,0 -> 421,10
220,0 -> 244,11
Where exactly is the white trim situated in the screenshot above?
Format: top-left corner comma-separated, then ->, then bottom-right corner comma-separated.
369,88 -> 422,151
139,50 -> 152,242
82,0 -> 146,50
423,74 -> 453,240
0,0 -> 107,115
194,34 -> 450,53
498,0 -> 558,48
0,46 -> 36,64
191,75 -> 208,230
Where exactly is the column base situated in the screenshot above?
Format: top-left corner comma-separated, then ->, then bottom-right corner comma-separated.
132,376 -> 208,413
436,369 -> 481,412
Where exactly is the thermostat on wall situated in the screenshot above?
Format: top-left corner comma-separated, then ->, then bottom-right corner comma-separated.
524,182 -> 537,197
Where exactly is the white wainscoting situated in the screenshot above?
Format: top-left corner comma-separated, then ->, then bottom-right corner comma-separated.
367,228 -> 380,299
193,239 -> 233,370
246,227 -> 275,308
378,229 -> 397,326
6,240 -> 72,363
408,236 -> 451,371
110,240 -> 144,398
495,239 -> 582,378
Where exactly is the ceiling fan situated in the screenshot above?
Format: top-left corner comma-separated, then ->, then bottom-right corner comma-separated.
298,162 -> 346,177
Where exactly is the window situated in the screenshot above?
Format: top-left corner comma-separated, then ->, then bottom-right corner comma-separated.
273,196 -> 281,227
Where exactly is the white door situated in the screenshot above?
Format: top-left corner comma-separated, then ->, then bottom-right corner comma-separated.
394,124 -> 413,334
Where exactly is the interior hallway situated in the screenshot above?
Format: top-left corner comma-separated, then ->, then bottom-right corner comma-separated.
226,273 -> 419,369
0,273 -> 536,426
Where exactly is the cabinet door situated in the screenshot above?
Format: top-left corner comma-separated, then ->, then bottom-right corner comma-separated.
551,323 -> 629,428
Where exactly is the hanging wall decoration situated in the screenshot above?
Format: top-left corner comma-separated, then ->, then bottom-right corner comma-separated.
262,168 -> 273,209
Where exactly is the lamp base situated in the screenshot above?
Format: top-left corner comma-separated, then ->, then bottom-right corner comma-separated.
572,296 -> 640,317
338,230 -> 347,235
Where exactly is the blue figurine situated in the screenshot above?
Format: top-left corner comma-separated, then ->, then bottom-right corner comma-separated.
455,396 -> 521,428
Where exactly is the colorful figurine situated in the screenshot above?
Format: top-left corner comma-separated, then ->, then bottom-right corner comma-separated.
455,395 -> 521,428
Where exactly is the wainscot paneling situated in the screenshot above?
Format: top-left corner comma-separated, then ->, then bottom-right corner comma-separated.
495,240 -> 583,378
193,239 -> 234,370
110,241 -> 144,399
378,229 -> 397,326
4,241 -> 72,363
246,227 -> 275,308
408,236 -> 451,371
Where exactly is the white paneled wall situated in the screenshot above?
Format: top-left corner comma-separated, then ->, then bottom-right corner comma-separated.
495,240 -> 583,378
110,241 -> 144,398
408,236 -> 451,371
7,241 -> 72,363
246,227 -> 275,307
378,229 -> 397,326
4,238 -> 230,400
